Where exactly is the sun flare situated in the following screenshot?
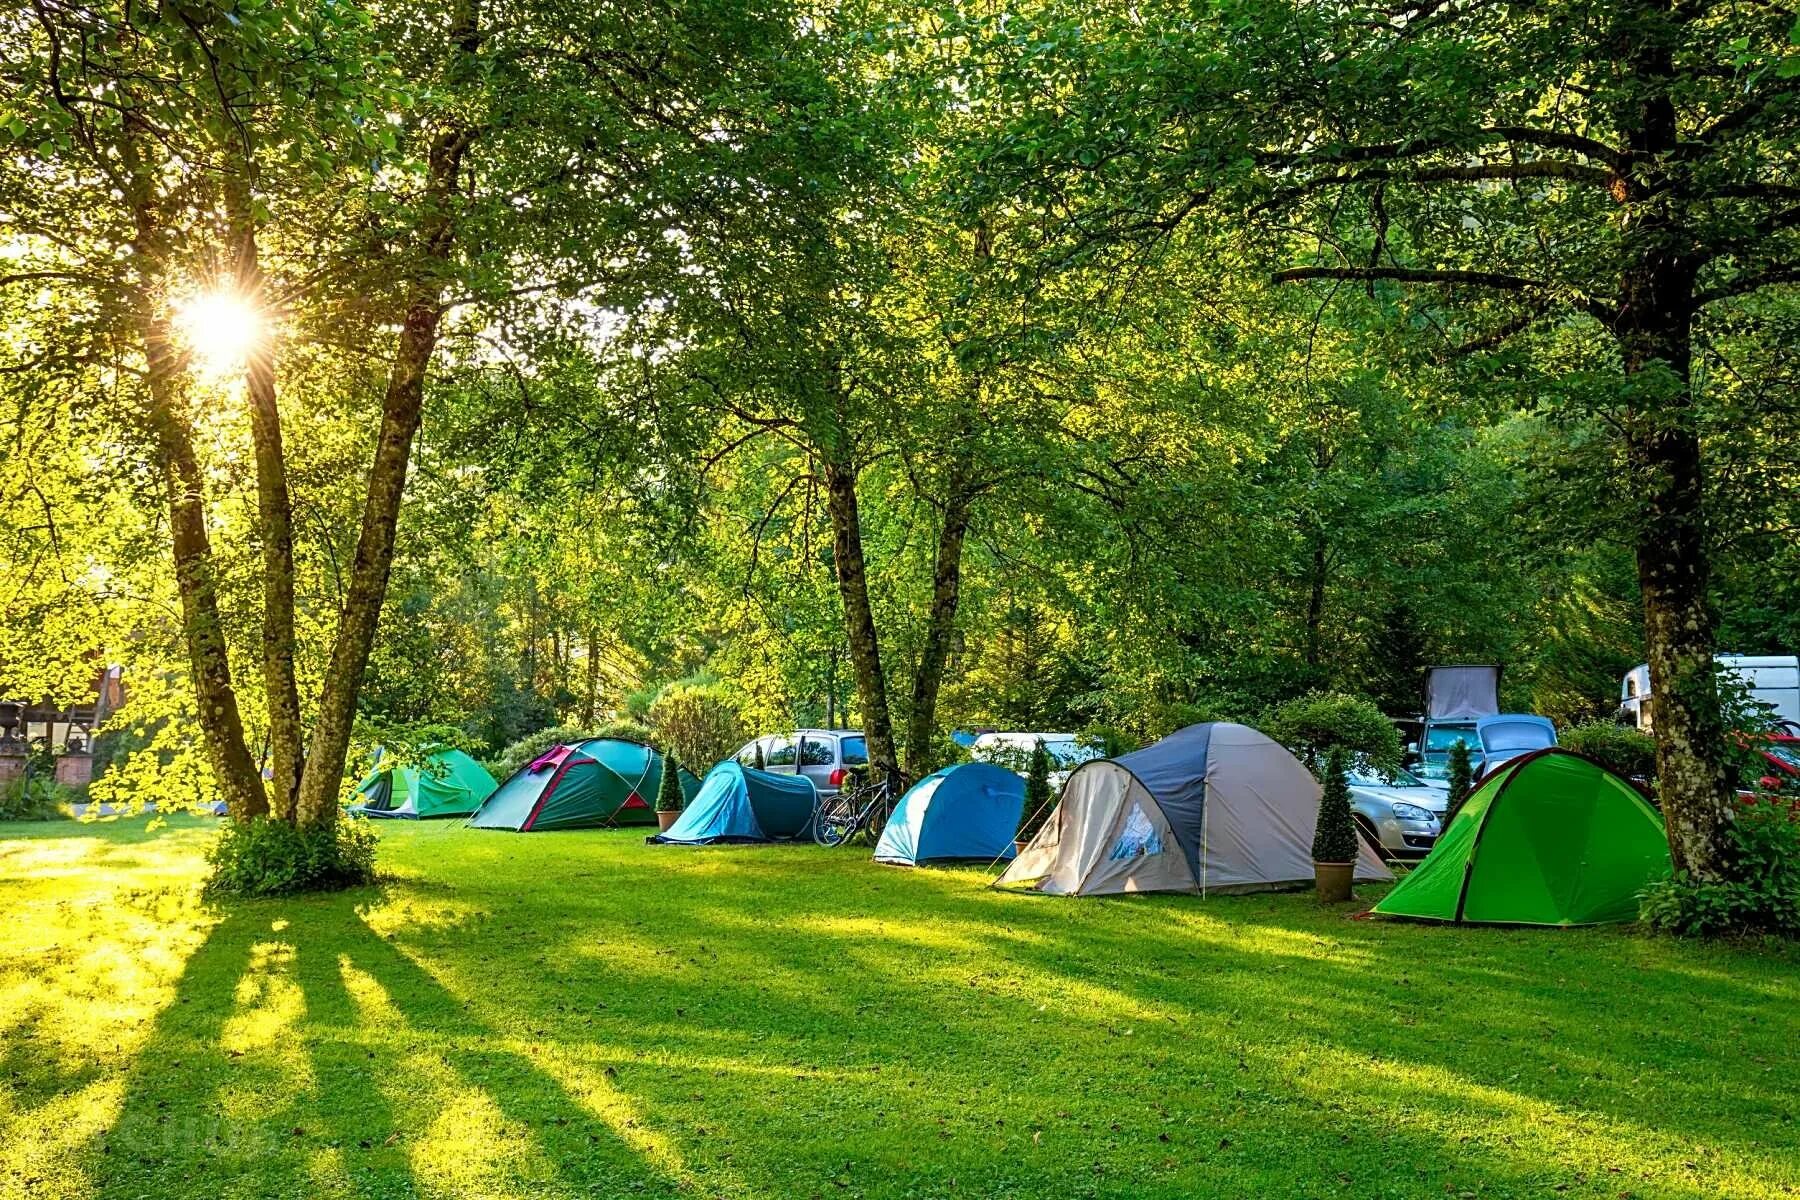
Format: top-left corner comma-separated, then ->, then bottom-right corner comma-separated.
173,290 -> 262,375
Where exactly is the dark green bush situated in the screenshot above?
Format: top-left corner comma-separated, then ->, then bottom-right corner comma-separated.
203,817 -> 379,899
0,774 -> 71,821
1311,746 -> 1359,863
1018,739 -> 1055,842
1443,740 -> 1475,826
1560,721 -> 1657,784
1262,691 -> 1403,776
1639,796 -> 1800,937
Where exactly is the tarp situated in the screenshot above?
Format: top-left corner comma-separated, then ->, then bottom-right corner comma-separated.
1426,665 -> 1502,720
996,723 -> 1391,896
875,762 -> 1025,866
348,748 -> 496,820
649,761 -> 819,845
1372,748 -> 1670,925
468,738 -> 698,831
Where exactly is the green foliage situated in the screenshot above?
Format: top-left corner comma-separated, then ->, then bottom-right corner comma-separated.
648,683 -> 747,775
0,774 -> 73,821
655,753 -> 686,813
492,726 -> 589,781
1312,747 -> 1360,864
1262,692 -> 1403,775
202,818 -> 378,900
1443,740 -> 1475,827
1559,722 -> 1658,785
1019,738 -> 1054,842
1640,797 -> 1800,938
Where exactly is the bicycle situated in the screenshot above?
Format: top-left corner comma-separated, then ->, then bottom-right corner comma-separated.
812,768 -> 902,847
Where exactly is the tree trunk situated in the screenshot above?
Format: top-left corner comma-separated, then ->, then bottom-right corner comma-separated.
822,454 -> 900,782
139,309 -> 267,819
903,478 -> 973,778
293,303 -> 440,825
584,624 -> 601,726
1615,9 -> 1735,879
227,181 -> 304,821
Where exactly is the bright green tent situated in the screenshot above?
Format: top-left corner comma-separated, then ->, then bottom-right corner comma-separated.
349,748 -> 497,820
1372,748 -> 1670,926
468,738 -> 700,831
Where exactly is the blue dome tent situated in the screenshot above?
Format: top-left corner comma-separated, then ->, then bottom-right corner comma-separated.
649,761 -> 819,845
875,762 -> 1026,866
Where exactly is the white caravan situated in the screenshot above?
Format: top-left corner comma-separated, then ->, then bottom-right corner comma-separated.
1621,655 -> 1800,731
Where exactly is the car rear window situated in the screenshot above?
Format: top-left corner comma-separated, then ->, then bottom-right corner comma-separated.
1482,721 -> 1553,752
840,736 -> 868,766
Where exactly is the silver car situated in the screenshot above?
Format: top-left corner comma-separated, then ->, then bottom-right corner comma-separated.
1347,762 -> 1445,859
734,729 -> 867,796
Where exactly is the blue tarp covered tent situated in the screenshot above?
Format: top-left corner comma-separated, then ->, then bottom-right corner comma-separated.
649,761 -> 819,845
875,762 -> 1025,866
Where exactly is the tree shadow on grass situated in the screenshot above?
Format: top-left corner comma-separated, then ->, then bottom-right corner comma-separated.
85,897 -> 716,1200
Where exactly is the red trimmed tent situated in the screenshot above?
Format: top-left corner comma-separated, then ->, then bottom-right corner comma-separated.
469,738 -> 699,831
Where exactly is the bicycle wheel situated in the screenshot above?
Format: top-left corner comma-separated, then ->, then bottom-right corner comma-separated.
813,793 -> 858,847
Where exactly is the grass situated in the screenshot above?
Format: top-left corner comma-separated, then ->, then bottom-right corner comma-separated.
3,816 -> 1799,1200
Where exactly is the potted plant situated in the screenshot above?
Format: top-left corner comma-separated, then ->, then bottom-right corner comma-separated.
1015,738 -> 1054,857
655,753 -> 686,832
1312,745 -> 1359,902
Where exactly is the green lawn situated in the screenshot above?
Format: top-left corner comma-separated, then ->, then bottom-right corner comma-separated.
3,817 -> 1798,1200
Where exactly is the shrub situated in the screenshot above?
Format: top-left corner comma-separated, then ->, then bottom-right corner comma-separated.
655,753 -> 686,813
1443,740 -> 1474,826
492,725 -> 588,780
1018,739 -> 1055,843
1261,691 -> 1403,776
648,683 -> 747,774
1640,796 -> 1800,937
0,774 -> 72,821
203,818 -> 379,899
1312,746 -> 1360,863
593,718 -> 656,746
1560,721 -> 1657,785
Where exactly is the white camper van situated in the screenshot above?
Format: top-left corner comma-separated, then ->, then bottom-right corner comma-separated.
1621,655 -> 1800,731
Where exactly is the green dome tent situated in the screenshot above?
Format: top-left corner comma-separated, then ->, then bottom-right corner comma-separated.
469,738 -> 699,831
349,748 -> 497,820
1372,748 -> 1670,926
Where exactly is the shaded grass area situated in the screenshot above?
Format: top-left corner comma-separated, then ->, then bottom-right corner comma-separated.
3,816 -> 1799,1199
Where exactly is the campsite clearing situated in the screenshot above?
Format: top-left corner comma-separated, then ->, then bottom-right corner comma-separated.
3,816 -> 1798,1200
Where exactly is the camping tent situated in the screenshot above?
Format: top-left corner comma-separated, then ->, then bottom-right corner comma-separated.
995,722 -> 1391,896
469,738 -> 698,831
875,762 -> 1025,866
1372,748 -> 1669,926
348,747 -> 496,819
649,761 -> 818,845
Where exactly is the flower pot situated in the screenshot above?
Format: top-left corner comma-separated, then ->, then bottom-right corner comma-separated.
1013,839 -> 1031,858
656,809 -> 681,832
1314,860 -> 1354,903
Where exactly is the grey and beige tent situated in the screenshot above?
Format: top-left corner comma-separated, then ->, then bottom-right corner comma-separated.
995,722 -> 1391,896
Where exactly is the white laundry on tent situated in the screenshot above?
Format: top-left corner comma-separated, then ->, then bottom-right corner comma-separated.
995,721 -> 1391,896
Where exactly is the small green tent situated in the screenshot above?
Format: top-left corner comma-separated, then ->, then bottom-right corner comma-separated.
1372,748 -> 1669,926
469,738 -> 700,831
349,748 -> 497,820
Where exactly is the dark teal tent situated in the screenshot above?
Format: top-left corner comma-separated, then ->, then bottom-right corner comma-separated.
470,738 -> 698,831
649,761 -> 817,844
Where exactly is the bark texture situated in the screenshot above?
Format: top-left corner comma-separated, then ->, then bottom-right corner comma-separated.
822,453 -> 901,782
903,475 -> 973,779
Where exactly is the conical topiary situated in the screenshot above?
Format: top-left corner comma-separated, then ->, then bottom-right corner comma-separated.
1312,745 -> 1359,864
655,753 -> 686,813
1018,738 -> 1054,842
1443,739 -> 1474,827
753,743 -> 766,770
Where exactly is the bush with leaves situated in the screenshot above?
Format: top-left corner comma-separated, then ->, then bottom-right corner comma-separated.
1018,739 -> 1055,843
203,817 -> 378,899
0,774 -> 72,821
1312,746 -> 1360,864
1558,721 -> 1658,786
648,683 -> 747,774
1262,691 -> 1403,776
1640,795 -> 1800,937
1442,740 -> 1475,826
655,753 -> 686,813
